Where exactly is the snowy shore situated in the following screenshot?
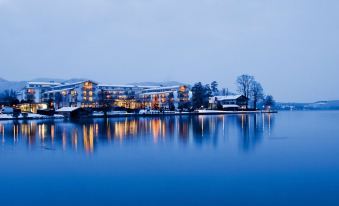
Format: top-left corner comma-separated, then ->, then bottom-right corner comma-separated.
0,113 -> 64,120
0,110 -> 276,121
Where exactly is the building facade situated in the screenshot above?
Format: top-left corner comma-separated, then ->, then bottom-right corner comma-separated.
97,84 -> 155,109
17,80 -> 192,112
17,82 -> 61,103
209,95 -> 248,110
42,80 -> 98,109
139,85 -> 192,110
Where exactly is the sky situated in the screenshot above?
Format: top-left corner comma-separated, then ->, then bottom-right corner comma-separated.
0,0 -> 338,102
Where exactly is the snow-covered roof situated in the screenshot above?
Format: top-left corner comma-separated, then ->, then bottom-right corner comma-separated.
140,91 -> 173,96
56,107 -> 80,112
222,104 -> 240,108
142,85 -> 183,93
213,95 -> 243,101
43,88 -> 73,94
98,84 -> 138,88
52,80 -> 98,89
27,82 -> 61,86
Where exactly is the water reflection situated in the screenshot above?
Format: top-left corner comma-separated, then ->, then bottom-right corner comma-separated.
0,114 -> 275,153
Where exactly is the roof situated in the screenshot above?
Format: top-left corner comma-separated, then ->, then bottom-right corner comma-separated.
56,107 -> 80,112
142,85 -> 183,92
43,88 -> 73,94
140,91 -> 173,96
52,80 -> 98,90
98,84 -> 138,88
222,104 -> 240,108
27,82 -> 61,86
212,95 -> 244,101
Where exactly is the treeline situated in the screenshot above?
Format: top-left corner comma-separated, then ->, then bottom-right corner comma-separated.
190,74 -> 275,110
0,89 -> 19,106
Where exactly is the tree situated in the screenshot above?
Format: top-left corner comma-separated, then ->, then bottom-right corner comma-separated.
0,90 -> 19,106
211,81 -> 219,95
204,84 -> 212,108
167,92 -> 175,111
264,95 -> 275,110
191,82 -> 213,109
236,74 -> 255,108
251,81 -> 264,110
191,82 -> 205,109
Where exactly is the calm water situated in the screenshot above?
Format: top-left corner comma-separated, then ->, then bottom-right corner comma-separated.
1,111 -> 339,206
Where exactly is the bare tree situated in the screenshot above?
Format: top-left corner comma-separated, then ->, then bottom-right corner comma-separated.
236,74 -> 255,108
211,81 -> 219,95
251,81 -> 264,110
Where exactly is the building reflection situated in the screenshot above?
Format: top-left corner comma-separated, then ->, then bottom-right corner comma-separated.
0,114 -> 275,153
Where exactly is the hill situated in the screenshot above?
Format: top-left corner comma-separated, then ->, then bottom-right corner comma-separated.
129,81 -> 189,87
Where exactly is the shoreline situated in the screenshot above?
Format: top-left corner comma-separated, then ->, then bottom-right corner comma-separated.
0,110 -> 277,121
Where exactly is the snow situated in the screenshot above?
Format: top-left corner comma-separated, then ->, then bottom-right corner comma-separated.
142,85 -> 182,92
0,113 -> 64,120
0,114 -> 13,119
56,107 -> 80,112
140,91 -> 173,96
222,104 -> 240,108
44,88 -> 72,94
97,84 -> 137,88
27,82 -> 61,86
212,95 -> 243,101
197,110 -> 226,113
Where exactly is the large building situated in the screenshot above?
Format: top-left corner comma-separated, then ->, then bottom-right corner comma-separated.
139,85 -> 192,110
17,80 -> 191,111
97,84 -> 155,109
42,80 -> 98,108
17,81 -> 61,103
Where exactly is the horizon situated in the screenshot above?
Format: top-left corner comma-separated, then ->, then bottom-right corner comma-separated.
1,76 -> 339,103
1,0 -> 339,102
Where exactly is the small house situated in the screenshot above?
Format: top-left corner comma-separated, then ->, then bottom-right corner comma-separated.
209,95 -> 248,111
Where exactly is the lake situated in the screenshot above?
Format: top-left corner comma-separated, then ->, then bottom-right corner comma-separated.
1,111 -> 339,206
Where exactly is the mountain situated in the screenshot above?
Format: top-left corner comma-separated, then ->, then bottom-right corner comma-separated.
305,100 -> 339,110
0,78 -> 26,92
129,81 -> 189,87
0,78 -> 188,92
29,78 -> 65,83
276,100 -> 339,110
61,78 -> 87,84
0,77 -> 87,92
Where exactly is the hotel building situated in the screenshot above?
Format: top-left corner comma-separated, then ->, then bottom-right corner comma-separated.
42,80 -> 98,108
139,85 -> 192,110
17,80 -> 192,112
17,81 -> 61,103
97,84 -> 156,109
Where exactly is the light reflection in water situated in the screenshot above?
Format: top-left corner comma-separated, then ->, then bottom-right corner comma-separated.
0,114 -> 274,153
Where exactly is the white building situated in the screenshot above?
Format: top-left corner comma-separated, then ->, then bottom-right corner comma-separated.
17,82 -> 61,103
139,85 -> 192,110
42,80 -> 98,109
209,95 -> 248,110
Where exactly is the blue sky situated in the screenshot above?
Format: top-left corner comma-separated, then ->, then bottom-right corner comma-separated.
0,0 -> 338,102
